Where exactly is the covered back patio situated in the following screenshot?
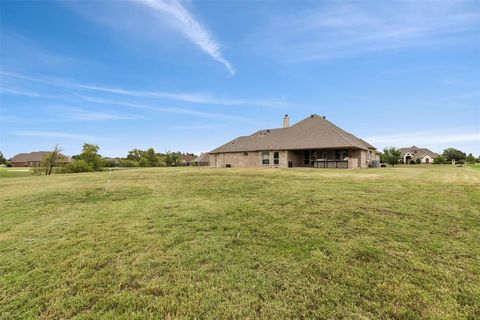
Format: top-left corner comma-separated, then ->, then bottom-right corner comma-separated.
287,148 -> 371,169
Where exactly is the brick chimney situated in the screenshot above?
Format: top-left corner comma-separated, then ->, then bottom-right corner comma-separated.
283,114 -> 289,128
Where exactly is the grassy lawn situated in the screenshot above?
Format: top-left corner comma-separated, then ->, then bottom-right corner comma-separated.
1,166 -> 479,319
0,167 -> 33,178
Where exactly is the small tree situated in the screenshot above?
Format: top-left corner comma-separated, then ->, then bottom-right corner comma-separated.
465,153 -> 476,164
0,151 -> 10,167
442,148 -> 466,162
381,147 -> 401,167
42,144 -> 62,175
78,143 -> 103,171
144,148 -> 159,167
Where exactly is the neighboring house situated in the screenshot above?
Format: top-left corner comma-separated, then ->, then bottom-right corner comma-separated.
10,151 -> 70,167
180,154 -> 195,166
193,153 -> 210,166
209,114 -> 380,169
400,146 -> 439,164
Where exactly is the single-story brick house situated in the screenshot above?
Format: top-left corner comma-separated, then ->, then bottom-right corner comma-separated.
10,151 -> 70,167
180,154 -> 195,166
400,146 -> 439,164
209,114 -> 380,169
193,153 -> 210,166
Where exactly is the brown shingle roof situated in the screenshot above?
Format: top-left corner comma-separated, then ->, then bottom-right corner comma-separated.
181,154 -> 195,163
400,146 -> 439,159
11,151 -> 52,163
210,115 -> 376,153
11,151 -> 70,163
193,153 -> 209,164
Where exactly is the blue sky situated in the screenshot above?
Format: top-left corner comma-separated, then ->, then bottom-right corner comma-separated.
1,0 -> 479,158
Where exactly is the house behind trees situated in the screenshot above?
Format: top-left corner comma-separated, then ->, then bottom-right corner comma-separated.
10,151 -> 70,167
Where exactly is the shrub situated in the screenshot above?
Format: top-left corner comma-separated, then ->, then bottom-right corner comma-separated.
465,153 -> 476,164
32,167 -> 46,176
433,156 -> 446,164
138,158 -> 150,167
118,159 -> 139,167
410,160 -> 416,165
380,163 -> 387,168
61,160 -> 94,173
103,158 -> 119,167
415,158 -> 421,164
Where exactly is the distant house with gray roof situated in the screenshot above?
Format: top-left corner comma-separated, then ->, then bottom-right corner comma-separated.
209,114 -> 380,169
400,146 -> 439,164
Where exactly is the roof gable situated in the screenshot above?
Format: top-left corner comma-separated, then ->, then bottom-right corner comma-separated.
194,153 -> 210,163
210,115 -> 376,153
400,147 -> 439,158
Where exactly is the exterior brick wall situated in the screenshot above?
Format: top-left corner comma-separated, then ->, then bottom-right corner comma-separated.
210,149 -> 378,169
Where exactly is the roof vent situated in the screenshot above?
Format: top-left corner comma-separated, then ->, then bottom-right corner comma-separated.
323,116 -> 326,119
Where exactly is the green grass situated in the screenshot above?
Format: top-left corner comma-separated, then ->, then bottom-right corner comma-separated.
1,166 -> 479,319
0,167 -> 33,178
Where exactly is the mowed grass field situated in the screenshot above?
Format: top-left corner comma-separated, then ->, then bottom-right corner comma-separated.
0,167 -> 33,179
1,166 -> 479,319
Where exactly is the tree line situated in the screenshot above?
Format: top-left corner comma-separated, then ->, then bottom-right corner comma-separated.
0,144 -> 197,175
381,147 -> 479,167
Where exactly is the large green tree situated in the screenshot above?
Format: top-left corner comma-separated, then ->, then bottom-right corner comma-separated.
144,148 -> 159,167
381,147 -> 401,167
78,143 -> 103,171
442,148 -> 466,162
127,149 -> 145,161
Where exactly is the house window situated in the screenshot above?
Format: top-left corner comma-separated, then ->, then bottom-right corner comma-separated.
243,152 -> 248,156
262,151 -> 269,165
274,152 -> 279,165
304,150 -> 310,165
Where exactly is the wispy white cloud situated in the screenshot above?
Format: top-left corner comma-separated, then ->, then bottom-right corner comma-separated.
78,95 -> 251,121
366,128 -> 480,149
0,87 -> 45,98
253,2 -> 480,61
76,83 -> 288,107
136,0 -> 235,74
1,71 -> 287,107
55,106 -> 141,121
12,130 -> 97,140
